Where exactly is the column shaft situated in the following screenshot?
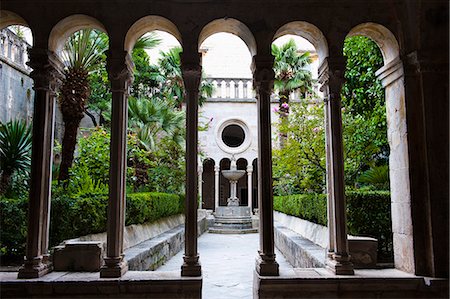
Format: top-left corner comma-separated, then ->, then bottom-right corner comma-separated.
252,55 -> 279,276
181,53 -> 202,276
322,57 -> 354,275
18,49 -> 63,279
247,165 -> 253,211
198,165 -> 203,209
214,165 -> 220,210
100,51 -> 132,278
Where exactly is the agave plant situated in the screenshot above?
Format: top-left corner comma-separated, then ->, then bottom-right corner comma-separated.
0,120 -> 32,195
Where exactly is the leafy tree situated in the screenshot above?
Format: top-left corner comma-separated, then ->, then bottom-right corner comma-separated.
272,39 -> 314,115
342,36 -> 388,186
0,120 -> 32,195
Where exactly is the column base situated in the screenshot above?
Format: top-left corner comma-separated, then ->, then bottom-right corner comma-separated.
18,257 -> 52,279
181,255 -> 202,277
100,259 -> 128,278
326,255 -> 354,275
255,252 -> 279,276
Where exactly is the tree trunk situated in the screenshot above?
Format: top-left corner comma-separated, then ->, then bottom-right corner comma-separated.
278,91 -> 290,147
85,109 -> 98,127
0,172 -> 12,196
58,119 -> 82,182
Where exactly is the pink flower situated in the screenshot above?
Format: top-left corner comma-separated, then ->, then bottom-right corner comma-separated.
273,107 -> 279,112
281,102 -> 289,109
313,127 -> 322,133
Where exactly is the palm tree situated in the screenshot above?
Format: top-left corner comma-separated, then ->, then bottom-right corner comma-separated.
0,120 -> 32,195
272,39 -> 314,115
58,30 -> 161,182
128,97 -> 185,151
158,46 -> 213,109
58,29 -> 108,182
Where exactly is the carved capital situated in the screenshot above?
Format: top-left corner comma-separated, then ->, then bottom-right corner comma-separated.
107,50 -> 134,93
251,55 -> 275,98
181,52 -> 202,93
318,57 -> 345,101
27,48 -> 64,94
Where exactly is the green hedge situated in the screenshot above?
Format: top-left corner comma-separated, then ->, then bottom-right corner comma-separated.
274,191 -> 392,261
1,192 -> 184,259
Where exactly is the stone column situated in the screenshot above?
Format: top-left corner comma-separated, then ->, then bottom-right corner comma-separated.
180,52 -> 202,277
18,49 -> 64,279
198,163 -> 203,209
214,165 -> 220,210
247,165 -> 253,211
100,51 -> 133,278
252,55 -> 279,276
318,60 -> 335,259
321,57 -> 354,275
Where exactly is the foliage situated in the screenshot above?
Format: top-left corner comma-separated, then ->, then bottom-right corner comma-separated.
357,165 -> 389,190
0,197 -> 28,258
128,97 -> 185,151
71,128 -> 111,186
274,190 -> 393,260
272,39 -> 314,113
342,36 -> 389,185
0,120 -> 32,195
273,193 -> 327,226
1,191 -> 184,259
272,100 -> 326,195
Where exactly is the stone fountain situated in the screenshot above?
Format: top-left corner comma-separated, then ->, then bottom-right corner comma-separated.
209,156 -> 257,234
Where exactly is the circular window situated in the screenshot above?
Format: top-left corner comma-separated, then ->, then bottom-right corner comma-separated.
222,124 -> 245,147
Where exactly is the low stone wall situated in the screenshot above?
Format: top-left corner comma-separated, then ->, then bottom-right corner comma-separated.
56,211 -> 208,272
274,222 -> 326,268
274,211 -> 379,268
274,211 -> 328,248
126,212 -> 208,271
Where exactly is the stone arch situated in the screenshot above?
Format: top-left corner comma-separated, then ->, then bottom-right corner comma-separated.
124,15 -> 182,53
48,14 -> 107,53
273,21 -> 329,64
0,10 -> 29,29
345,23 -> 413,273
347,22 -> 399,65
198,18 -> 257,57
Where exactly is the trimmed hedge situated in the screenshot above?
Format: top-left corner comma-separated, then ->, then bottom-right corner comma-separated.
274,191 -> 393,261
1,192 -> 184,259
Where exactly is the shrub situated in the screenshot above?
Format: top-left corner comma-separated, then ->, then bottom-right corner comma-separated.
1,192 -> 184,259
274,190 -> 392,261
0,197 -> 28,259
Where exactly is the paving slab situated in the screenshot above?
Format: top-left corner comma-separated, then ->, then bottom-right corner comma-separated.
157,232 -> 294,299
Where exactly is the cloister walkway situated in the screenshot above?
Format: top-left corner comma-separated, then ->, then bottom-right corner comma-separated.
157,233 -> 295,299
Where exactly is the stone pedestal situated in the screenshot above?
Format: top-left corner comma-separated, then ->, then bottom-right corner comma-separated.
210,206 -> 257,234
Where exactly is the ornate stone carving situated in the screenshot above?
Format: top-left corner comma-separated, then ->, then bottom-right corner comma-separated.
318,57 -> 345,101
251,55 -> 275,98
107,50 -> 134,93
27,48 -> 64,94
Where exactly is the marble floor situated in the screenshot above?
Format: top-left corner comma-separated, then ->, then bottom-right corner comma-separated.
157,232 -> 295,299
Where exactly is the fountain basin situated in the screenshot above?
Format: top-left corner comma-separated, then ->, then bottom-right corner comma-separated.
221,169 -> 246,181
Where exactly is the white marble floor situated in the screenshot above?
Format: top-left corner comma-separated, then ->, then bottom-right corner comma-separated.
157,232 -> 295,299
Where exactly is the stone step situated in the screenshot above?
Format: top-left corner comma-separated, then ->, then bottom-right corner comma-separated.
208,227 -> 258,234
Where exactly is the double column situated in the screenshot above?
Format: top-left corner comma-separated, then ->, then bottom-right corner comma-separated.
18,49 -> 64,279
100,50 -> 134,278
252,55 -> 279,276
180,52 -> 202,276
319,57 -> 354,275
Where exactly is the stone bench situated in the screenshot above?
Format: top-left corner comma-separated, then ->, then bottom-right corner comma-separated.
274,222 -> 326,268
